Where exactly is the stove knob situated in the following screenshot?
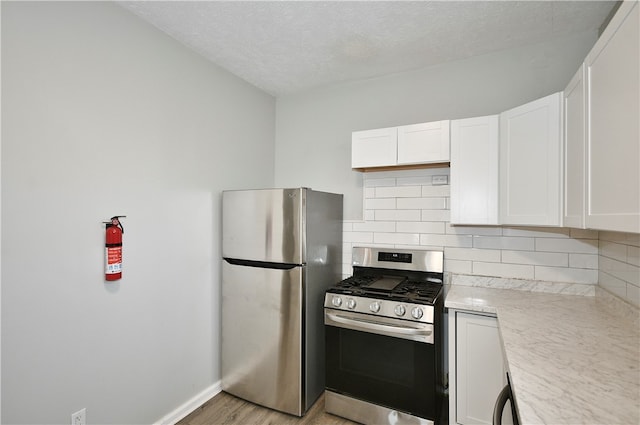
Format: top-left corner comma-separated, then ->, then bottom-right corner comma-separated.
331,296 -> 342,308
394,305 -> 406,317
369,301 -> 380,313
411,307 -> 424,320
347,298 -> 357,309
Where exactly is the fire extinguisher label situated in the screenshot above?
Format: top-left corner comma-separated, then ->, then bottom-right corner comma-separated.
105,247 -> 122,274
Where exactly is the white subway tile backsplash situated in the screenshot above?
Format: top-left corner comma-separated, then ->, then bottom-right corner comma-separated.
422,185 -> 450,197
599,256 -> 639,285
375,185 -> 422,198
473,236 -> 535,251
502,226 -> 571,238
569,253 -> 599,269
600,240 -> 628,260
364,177 -> 397,188
627,284 -> 640,306
397,175 -> 435,186
422,209 -> 450,222
599,270 -> 628,300
350,177 -> 639,306
420,234 -> 473,248
445,247 -> 501,262
446,225 -> 503,236
569,228 -> 599,239
343,221 -> 354,232
396,221 -> 445,234
536,238 -> 598,254
599,231 -> 640,246
535,266 -> 598,284
397,197 -> 447,210
352,221 -> 396,232
365,198 -> 396,210
628,245 -> 640,267
364,187 -> 376,200
343,231 -> 374,244
342,243 -> 353,263
473,262 -> 535,279
374,232 -> 420,245
502,250 -> 568,267
375,209 -> 421,221
445,259 -> 473,274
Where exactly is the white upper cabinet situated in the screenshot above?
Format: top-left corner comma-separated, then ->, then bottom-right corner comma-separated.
563,65 -> 586,229
450,115 -> 499,225
351,126 -> 397,169
499,92 -> 563,226
352,121 -> 450,170
584,0 -> 640,233
397,121 -> 450,165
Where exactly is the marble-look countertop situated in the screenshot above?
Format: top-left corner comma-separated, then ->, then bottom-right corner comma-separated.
446,284 -> 640,425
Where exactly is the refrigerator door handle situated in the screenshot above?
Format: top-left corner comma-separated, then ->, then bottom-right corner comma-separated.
223,257 -> 300,270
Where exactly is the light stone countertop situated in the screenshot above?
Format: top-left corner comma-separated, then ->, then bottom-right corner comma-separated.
445,284 -> 640,425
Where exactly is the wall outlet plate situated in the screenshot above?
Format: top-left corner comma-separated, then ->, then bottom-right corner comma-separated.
71,408 -> 86,425
432,175 -> 448,185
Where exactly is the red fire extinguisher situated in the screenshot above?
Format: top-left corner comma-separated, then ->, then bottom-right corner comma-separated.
104,216 -> 126,281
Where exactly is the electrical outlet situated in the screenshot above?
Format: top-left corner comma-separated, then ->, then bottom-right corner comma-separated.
432,175 -> 448,185
71,408 -> 86,425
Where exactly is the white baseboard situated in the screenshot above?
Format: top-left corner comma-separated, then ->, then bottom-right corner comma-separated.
154,381 -> 222,425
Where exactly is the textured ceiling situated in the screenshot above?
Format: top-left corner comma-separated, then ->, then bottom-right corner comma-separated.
118,1 -> 617,97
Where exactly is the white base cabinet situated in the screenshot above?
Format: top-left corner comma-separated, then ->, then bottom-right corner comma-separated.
448,310 -> 508,425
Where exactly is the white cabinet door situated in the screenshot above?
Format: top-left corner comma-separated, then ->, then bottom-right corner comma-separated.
450,115 -> 499,225
585,0 -> 640,233
455,312 -> 506,425
351,126 -> 398,168
563,65 -> 586,229
500,92 -> 563,226
397,120 -> 450,164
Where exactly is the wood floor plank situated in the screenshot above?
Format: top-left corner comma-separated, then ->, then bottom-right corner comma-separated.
178,391 -> 358,425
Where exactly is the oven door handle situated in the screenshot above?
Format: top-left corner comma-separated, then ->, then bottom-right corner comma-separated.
325,311 -> 433,344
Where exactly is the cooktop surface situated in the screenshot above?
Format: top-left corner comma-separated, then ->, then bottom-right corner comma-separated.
327,274 -> 442,305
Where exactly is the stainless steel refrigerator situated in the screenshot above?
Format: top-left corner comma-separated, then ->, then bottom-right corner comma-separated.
221,188 -> 343,416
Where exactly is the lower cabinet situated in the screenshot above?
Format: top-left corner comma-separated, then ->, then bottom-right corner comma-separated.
448,310 -> 508,425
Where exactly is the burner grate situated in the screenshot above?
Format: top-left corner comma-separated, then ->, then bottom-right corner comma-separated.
331,275 -> 442,304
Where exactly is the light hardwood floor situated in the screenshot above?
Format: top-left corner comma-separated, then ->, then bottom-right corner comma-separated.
178,391 -> 359,425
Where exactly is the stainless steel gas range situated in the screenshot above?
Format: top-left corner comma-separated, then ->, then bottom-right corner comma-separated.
324,246 -> 445,425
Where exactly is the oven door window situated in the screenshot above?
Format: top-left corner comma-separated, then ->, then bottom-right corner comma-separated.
325,324 -> 437,420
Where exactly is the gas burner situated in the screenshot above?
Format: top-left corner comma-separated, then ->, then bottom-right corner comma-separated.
336,275 -> 378,288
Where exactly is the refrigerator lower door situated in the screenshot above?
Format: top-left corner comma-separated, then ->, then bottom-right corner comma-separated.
221,260 -> 304,416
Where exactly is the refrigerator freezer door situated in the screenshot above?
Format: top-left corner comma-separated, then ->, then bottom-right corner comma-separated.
221,260 -> 303,416
222,188 -> 305,265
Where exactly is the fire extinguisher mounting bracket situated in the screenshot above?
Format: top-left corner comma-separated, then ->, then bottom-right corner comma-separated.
103,215 -> 126,234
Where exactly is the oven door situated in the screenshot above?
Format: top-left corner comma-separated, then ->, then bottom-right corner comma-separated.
325,309 -> 438,421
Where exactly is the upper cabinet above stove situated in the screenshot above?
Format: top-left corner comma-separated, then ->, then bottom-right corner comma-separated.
352,120 -> 450,172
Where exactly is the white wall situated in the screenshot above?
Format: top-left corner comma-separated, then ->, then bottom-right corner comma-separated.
274,31 -> 599,220
1,2 -> 275,424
